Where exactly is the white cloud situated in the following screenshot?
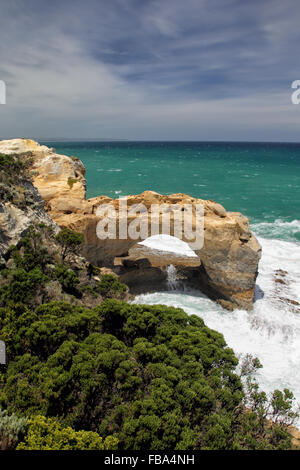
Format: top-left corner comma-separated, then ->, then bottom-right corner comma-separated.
0,0 -> 300,140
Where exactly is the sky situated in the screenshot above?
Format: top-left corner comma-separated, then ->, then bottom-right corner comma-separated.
1,0 -> 300,141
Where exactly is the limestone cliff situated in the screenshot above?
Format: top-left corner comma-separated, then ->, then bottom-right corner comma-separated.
0,141 -> 59,265
0,138 -> 262,310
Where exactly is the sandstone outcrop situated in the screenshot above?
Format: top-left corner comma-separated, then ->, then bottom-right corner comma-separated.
0,187 -> 58,265
0,139 -> 262,310
0,140 -> 59,264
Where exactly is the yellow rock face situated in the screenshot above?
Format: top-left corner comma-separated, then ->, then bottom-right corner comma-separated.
0,138 -> 49,154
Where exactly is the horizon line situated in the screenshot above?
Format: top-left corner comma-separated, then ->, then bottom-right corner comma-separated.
2,137 -> 300,145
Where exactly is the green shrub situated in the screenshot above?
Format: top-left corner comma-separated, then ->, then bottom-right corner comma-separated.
0,408 -> 28,450
17,415 -> 118,450
55,228 -> 84,261
6,226 -> 54,273
0,153 -> 26,174
54,264 -> 80,296
67,177 -> 78,189
96,274 -> 127,299
0,299 -> 297,450
0,299 -> 242,449
0,267 -> 47,306
80,285 -> 99,297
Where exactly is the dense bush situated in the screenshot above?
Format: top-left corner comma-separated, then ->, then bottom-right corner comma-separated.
17,415 -> 118,450
0,226 -> 129,312
0,153 -> 33,207
95,274 -> 127,299
0,299 -> 242,449
0,153 -> 27,175
11,225 -> 53,271
0,227 -> 52,307
55,228 -> 84,261
54,264 -> 80,296
0,296 -> 296,450
0,408 -> 27,450
0,267 -> 48,306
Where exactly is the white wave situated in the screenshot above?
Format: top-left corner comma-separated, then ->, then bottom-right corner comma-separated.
138,234 -> 198,258
252,219 -> 300,242
133,236 -> 300,422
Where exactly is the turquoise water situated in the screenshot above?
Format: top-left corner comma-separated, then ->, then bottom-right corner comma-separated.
45,141 -> 300,241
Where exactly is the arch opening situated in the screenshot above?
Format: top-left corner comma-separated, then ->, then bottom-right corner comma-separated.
132,234 -> 200,267
114,235 -> 202,295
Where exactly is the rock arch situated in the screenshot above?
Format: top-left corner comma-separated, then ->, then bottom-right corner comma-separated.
51,189 -> 261,311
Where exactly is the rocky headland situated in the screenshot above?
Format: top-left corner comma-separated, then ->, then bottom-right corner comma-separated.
0,138 -> 262,310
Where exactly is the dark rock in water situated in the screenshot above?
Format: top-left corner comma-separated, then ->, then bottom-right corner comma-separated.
279,297 -> 300,307
275,278 -> 287,285
275,269 -> 288,276
274,269 -> 289,285
273,270 -> 300,312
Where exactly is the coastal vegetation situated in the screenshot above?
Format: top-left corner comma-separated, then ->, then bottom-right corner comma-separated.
0,225 -> 298,450
0,152 -> 33,209
0,151 -> 299,450
55,227 -> 84,261
67,176 -> 78,189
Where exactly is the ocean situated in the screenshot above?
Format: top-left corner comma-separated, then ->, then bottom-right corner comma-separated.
46,141 -> 300,413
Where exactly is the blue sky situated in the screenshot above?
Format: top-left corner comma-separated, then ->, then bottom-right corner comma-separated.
0,0 -> 300,141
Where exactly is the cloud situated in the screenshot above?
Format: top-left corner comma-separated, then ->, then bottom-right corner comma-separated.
0,0 -> 300,140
